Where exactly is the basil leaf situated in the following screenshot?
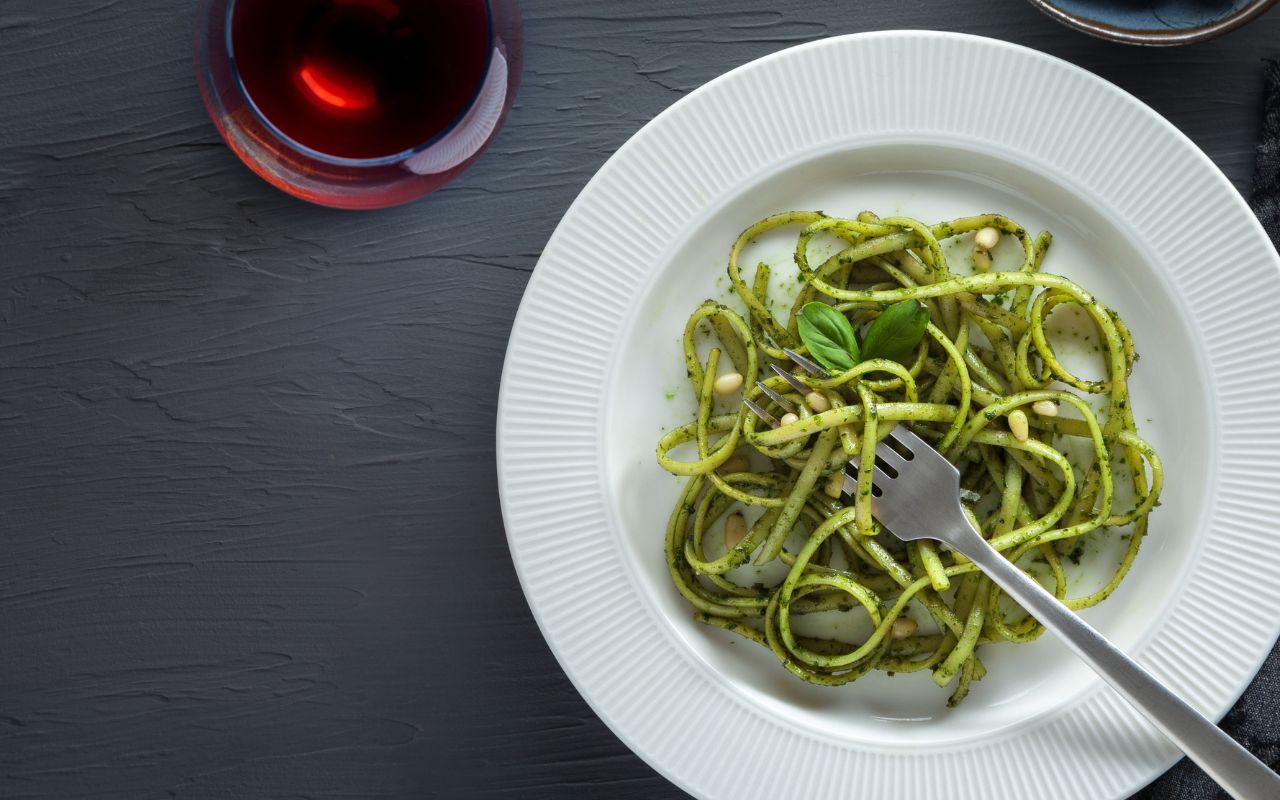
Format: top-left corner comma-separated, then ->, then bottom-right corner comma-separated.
861,300 -> 930,363
797,302 -> 859,372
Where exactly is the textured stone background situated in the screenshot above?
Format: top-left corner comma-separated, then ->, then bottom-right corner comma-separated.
1,1 -> 1276,798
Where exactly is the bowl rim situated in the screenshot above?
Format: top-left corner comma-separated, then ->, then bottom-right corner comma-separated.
1026,0 -> 1280,45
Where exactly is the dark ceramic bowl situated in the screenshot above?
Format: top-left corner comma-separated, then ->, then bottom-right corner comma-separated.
1028,0 -> 1279,44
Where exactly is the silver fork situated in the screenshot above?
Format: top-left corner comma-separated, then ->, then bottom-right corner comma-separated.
756,359 -> 1280,800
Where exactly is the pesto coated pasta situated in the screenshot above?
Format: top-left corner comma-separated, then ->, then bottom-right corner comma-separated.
655,211 -> 1162,705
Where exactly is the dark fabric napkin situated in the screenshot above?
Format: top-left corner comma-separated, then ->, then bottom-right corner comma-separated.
1250,60 -> 1280,243
1131,59 -> 1280,800
1133,650 -> 1280,798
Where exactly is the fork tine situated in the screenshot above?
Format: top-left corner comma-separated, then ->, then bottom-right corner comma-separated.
743,397 -> 780,428
871,463 -> 896,484
769,363 -> 811,394
874,439 -> 909,468
886,424 -> 929,453
781,348 -> 828,377
755,381 -> 796,414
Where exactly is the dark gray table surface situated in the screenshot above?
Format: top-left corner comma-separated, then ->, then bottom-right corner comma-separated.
3,2 -> 1278,798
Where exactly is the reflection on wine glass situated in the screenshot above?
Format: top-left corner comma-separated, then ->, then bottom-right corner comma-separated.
195,0 -> 522,210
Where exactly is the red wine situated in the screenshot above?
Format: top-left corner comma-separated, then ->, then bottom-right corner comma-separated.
230,0 -> 491,161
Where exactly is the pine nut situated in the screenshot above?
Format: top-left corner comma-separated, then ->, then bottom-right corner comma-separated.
1032,400 -> 1059,417
973,248 -> 992,272
805,391 -> 831,412
891,617 -> 918,639
713,372 -> 744,395
974,226 -> 1001,251
824,472 -> 845,498
779,412 -> 799,427
1008,409 -> 1030,442
724,513 -> 748,549
717,455 -> 751,475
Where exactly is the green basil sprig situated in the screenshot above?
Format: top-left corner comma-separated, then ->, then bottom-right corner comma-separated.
862,300 -> 931,363
796,302 -> 859,372
796,300 -> 929,372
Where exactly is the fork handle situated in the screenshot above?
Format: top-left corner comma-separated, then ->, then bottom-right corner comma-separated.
949,525 -> 1280,800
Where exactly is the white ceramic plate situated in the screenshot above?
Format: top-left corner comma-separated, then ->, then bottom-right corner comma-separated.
497,31 -> 1280,800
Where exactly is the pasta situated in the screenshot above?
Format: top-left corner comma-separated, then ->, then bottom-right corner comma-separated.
655,211 -> 1163,705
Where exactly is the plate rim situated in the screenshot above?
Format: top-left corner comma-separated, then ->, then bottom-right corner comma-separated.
497,29 -> 1280,800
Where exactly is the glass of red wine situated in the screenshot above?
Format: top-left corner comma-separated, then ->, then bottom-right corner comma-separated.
194,0 -> 522,209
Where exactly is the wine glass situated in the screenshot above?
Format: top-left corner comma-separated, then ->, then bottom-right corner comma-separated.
194,0 -> 522,210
